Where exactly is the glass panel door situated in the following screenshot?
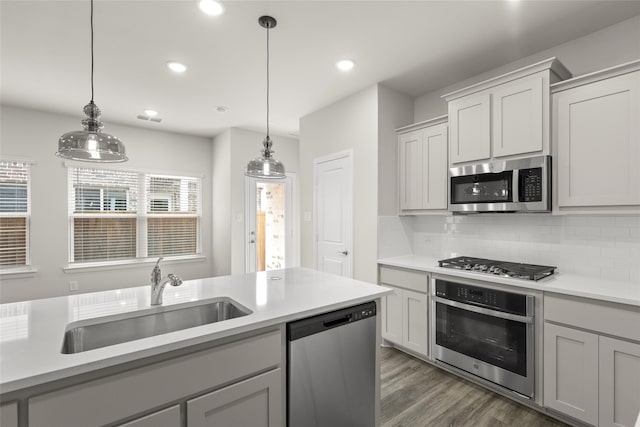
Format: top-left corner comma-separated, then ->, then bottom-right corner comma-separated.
245,175 -> 294,273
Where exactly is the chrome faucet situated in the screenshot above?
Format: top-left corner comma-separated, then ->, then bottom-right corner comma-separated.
150,257 -> 182,305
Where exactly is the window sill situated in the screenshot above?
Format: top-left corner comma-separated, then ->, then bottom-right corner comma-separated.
63,255 -> 206,274
0,267 -> 38,279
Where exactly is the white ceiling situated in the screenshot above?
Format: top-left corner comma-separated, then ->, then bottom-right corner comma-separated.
2,0 -> 640,139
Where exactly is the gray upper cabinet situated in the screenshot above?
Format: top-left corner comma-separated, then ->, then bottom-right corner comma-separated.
552,60 -> 640,213
444,57 -> 571,165
397,116 -> 448,214
448,93 -> 491,163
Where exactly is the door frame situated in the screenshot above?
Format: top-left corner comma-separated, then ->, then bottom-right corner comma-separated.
313,150 -> 353,277
244,173 -> 297,273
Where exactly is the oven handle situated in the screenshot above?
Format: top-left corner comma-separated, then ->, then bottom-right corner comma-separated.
434,296 -> 534,324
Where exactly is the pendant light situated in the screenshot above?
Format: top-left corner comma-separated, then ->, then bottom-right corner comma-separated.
56,0 -> 127,163
245,16 -> 285,179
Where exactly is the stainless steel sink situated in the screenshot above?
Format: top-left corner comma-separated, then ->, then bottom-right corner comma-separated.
61,298 -> 252,354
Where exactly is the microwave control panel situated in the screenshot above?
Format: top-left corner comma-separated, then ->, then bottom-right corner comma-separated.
519,167 -> 543,202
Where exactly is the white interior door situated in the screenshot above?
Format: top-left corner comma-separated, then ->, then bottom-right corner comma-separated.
314,151 -> 353,277
245,174 -> 295,273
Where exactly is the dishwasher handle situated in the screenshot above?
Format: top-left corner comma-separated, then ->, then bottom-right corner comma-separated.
323,314 -> 352,328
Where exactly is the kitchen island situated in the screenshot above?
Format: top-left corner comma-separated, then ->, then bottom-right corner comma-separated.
0,267 -> 390,427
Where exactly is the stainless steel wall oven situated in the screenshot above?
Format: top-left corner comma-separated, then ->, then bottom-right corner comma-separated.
433,278 -> 535,398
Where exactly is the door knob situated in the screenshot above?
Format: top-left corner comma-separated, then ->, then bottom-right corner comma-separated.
338,250 -> 348,255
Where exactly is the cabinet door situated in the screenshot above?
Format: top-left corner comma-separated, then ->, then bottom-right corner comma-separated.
118,405 -> 181,427
402,289 -> 428,357
543,323 -> 599,425
0,402 -> 18,427
599,336 -> 640,427
492,77 -> 543,157
422,123 -> 448,210
556,71 -> 640,207
449,92 -> 491,164
187,369 -> 282,427
381,286 -> 403,345
399,130 -> 424,210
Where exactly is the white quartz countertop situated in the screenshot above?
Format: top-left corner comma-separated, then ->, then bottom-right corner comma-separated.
0,267 -> 390,394
378,255 -> 640,307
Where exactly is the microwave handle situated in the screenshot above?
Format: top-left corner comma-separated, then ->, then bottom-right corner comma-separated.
512,169 -> 520,203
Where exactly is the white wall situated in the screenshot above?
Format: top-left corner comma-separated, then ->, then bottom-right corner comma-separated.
211,129 -> 231,277
299,85 -> 379,284
377,85 -> 414,216
414,15 -> 640,121
211,128 -> 299,276
0,105 -> 213,303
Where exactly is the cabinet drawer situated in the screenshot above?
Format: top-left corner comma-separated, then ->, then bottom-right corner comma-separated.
545,293 -> 640,342
380,267 -> 428,293
118,405 -> 180,427
29,329 -> 282,427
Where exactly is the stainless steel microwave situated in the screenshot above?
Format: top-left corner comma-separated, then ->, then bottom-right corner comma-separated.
449,155 -> 551,213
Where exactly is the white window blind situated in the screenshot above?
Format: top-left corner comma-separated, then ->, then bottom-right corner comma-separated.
69,168 -> 138,263
68,167 -> 202,265
0,161 -> 30,268
146,175 -> 201,257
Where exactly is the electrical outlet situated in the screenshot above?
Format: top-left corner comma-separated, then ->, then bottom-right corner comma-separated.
69,280 -> 79,292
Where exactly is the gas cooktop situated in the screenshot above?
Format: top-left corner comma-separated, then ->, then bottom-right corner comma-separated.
438,256 -> 556,281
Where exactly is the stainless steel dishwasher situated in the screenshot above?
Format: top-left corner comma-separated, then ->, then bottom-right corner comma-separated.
287,301 -> 377,427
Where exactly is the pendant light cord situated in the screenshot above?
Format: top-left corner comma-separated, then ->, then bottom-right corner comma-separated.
265,22 -> 270,139
90,0 -> 94,103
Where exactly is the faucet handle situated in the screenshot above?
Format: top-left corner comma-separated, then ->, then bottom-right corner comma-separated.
167,274 -> 182,287
151,257 -> 164,283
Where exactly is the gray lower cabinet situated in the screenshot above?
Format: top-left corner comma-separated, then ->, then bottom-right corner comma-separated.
27,329 -> 282,427
544,323 -> 599,425
598,336 -> 640,427
379,266 -> 429,358
544,294 -> 640,427
118,405 -> 181,427
0,402 -> 18,427
187,369 -> 282,427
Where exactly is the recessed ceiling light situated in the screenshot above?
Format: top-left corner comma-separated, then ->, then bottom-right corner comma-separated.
166,61 -> 188,73
199,0 -> 225,16
336,59 -> 355,71
144,109 -> 159,117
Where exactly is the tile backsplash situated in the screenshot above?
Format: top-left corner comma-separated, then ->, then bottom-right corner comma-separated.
378,215 -> 640,282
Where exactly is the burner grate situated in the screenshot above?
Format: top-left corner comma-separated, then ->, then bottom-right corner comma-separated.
438,256 -> 556,281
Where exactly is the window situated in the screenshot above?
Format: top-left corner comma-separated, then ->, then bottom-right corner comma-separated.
0,161 -> 30,269
68,167 -> 202,265
146,175 -> 201,257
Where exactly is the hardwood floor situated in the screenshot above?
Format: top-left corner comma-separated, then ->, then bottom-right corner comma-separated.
380,346 -> 569,427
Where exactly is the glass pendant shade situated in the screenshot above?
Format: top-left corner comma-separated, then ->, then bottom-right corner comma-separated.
245,15 -> 285,179
57,102 -> 127,162
245,136 -> 285,179
56,0 -> 127,163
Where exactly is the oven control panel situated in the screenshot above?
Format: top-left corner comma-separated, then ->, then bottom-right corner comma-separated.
435,279 -> 527,315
